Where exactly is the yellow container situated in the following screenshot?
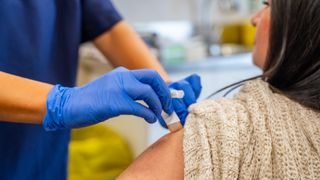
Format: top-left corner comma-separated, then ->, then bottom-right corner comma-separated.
69,124 -> 133,180
221,24 -> 241,44
240,22 -> 256,47
220,22 -> 256,47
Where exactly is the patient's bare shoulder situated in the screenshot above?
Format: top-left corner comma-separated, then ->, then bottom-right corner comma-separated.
117,129 -> 184,180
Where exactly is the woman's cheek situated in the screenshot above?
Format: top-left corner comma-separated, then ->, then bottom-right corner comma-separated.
253,10 -> 271,69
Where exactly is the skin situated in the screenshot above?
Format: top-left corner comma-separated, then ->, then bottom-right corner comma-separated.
117,130 -> 184,180
118,1 -> 271,179
252,0 -> 271,69
0,20 -> 170,124
94,21 -> 170,82
0,72 -> 53,124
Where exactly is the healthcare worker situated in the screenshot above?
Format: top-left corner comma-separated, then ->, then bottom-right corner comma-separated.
0,1 -> 202,180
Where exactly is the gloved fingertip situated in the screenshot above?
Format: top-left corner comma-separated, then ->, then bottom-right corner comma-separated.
145,116 -> 157,124
188,74 -> 201,81
115,66 -> 128,71
158,116 -> 168,129
165,103 -> 174,115
180,112 -> 189,126
186,74 -> 202,99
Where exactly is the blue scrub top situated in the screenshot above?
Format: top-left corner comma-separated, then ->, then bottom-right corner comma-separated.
0,0 -> 122,179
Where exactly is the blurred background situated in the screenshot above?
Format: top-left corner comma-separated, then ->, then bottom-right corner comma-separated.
70,0 -> 263,179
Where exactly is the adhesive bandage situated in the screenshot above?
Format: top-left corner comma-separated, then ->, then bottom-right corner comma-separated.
161,89 -> 184,132
170,89 -> 184,99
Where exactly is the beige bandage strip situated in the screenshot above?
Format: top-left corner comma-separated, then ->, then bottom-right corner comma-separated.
161,111 -> 183,132
161,89 -> 184,132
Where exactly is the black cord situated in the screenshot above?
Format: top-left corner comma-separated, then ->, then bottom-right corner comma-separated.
206,75 -> 263,99
223,83 -> 245,97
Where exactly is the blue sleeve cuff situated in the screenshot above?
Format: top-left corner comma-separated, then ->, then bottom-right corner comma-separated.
81,0 -> 123,42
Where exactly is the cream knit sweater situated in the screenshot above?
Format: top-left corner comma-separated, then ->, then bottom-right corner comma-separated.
183,79 -> 320,179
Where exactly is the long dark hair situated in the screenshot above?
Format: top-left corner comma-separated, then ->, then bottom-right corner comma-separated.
265,0 -> 320,110
208,0 -> 320,110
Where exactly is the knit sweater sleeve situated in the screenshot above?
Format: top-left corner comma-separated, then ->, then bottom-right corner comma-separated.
183,99 -> 253,179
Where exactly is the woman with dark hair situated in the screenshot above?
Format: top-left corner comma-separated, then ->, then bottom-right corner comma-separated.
117,0 -> 320,179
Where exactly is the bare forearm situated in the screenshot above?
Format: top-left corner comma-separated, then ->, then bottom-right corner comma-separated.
0,72 -> 53,124
94,21 -> 171,82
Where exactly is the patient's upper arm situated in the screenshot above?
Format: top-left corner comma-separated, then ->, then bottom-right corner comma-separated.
117,129 -> 184,180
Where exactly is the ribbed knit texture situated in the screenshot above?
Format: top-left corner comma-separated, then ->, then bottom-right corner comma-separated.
184,79 -> 320,179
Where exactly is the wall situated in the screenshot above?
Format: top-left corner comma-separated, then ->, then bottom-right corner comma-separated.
113,0 -> 255,25
113,0 -> 197,23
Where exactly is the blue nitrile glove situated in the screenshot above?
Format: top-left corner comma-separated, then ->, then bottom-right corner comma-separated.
159,74 -> 202,128
43,67 -> 174,131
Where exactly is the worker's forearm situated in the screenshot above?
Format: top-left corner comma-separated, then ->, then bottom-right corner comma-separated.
0,72 -> 53,124
94,21 -> 171,82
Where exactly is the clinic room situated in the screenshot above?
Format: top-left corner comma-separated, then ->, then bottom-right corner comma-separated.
1,0 -> 320,179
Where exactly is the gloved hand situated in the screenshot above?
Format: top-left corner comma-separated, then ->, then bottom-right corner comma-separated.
159,74 -> 202,128
43,67 -> 173,131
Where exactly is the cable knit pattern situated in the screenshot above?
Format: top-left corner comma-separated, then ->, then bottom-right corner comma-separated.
183,79 -> 320,179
